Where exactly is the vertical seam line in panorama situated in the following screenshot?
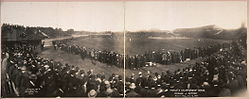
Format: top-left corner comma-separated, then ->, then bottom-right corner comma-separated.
123,0 -> 126,98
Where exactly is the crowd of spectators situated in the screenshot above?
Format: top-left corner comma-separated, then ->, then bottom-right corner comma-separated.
52,39 -> 124,68
51,39 -> 247,97
2,38 -> 246,97
125,43 -> 222,69
2,44 -> 124,97
124,41 -> 246,97
53,39 -> 230,69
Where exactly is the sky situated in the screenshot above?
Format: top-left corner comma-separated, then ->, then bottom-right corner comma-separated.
1,1 -> 248,32
125,1 -> 247,31
1,2 -> 124,32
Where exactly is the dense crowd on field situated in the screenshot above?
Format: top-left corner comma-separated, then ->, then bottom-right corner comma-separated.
52,39 -> 230,69
1,39 -> 247,97
52,39 -> 124,68
51,39 -> 246,97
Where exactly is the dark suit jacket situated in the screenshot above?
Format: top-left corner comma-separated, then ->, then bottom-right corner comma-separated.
126,90 -> 140,97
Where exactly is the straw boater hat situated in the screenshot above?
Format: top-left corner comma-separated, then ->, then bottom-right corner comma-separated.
96,78 -> 102,83
88,89 -> 97,98
21,66 -> 27,71
129,83 -> 136,89
104,80 -> 110,85
44,65 -> 50,69
106,88 -> 114,95
202,82 -> 209,86
104,80 -> 111,88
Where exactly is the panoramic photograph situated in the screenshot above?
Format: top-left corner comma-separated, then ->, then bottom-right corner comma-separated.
1,0 -> 248,98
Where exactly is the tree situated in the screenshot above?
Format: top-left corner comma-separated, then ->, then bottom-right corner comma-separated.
66,29 -> 74,34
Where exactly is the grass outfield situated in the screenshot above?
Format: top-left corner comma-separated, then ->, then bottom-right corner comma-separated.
38,46 -> 203,78
67,36 -> 124,54
39,36 -> 230,78
64,36 -> 229,55
126,37 -> 230,55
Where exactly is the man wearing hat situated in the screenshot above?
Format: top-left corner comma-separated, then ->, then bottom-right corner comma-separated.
218,83 -> 231,97
101,84 -> 120,97
88,89 -> 97,98
18,66 -> 32,96
128,73 -> 136,83
147,84 -> 159,97
126,83 -> 140,97
136,72 -> 144,87
1,52 -> 9,96
99,80 -> 109,95
86,75 -> 98,93
114,76 -> 124,95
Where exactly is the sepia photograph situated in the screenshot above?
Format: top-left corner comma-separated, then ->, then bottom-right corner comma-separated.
0,0 -> 248,98
124,1 -> 248,97
1,1 -> 125,98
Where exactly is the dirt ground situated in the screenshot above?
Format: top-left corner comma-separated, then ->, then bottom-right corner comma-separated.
38,36 -> 219,79
38,46 -> 124,77
38,46 -> 202,78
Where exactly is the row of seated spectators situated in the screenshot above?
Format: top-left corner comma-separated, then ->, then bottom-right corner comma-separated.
124,41 -> 247,97
52,39 -> 230,69
2,44 -> 124,97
